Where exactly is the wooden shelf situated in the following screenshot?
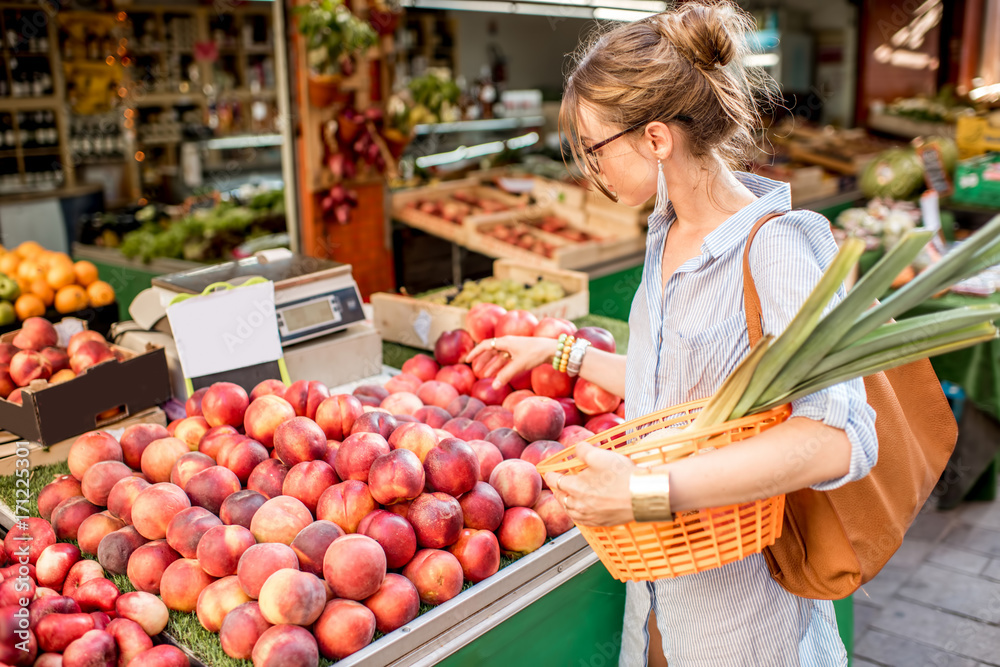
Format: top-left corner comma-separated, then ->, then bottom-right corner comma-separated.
0,96 -> 60,111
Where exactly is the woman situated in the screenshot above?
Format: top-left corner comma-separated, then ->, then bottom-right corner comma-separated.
465,3 -> 876,665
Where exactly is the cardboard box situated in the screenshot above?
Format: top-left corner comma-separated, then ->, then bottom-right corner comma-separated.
0,327 -> 171,446
371,259 -> 589,350
391,179 -> 529,244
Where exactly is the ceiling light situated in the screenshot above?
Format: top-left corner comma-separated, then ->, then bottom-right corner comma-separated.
593,7 -> 656,20
745,53 -> 779,67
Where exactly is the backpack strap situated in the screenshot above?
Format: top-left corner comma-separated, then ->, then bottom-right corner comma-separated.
743,211 -> 788,347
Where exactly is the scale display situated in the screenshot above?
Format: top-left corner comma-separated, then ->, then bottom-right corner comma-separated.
281,298 -> 341,334
275,287 -> 361,345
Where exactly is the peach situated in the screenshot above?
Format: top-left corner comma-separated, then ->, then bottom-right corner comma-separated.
388,422 -> 438,463
220,601 -> 271,659
129,645 -> 189,667
380,391 -> 423,416
458,481 -> 504,531
287,521 -> 341,578
51,496 -> 101,541
80,460 -> 131,506
557,397 -> 584,427
446,395 -> 485,420
106,476 -> 150,524
173,416 -> 210,451
466,439 -> 503,482
39,347 -> 69,373
251,379 -> 287,401
415,380 -> 458,410
131,483 -> 191,540
273,416 -> 328,466
533,490 -> 574,538
0,341 -> 15,364
236,543 -> 299,599
251,624 -> 319,667
76,512 -> 125,556
139,437 -> 188,483
363,572 -> 420,634
368,449 -> 424,506
314,394 -> 364,441
29,595 -> 81,628
498,507 -> 546,556
0,607 -> 35,665
9,349 -> 52,386
185,466 -> 241,516
354,395 -> 380,408
202,381 -> 250,427
105,618 -> 153,666
282,380 -> 325,419
502,389 -> 536,413
350,411 -> 398,439
448,528 -> 501,583
520,440 -> 566,481
196,525 -> 256,578
442,417 -> 489,442
169,451 -> 215,490
489,459 -> 542,508
401,353 -> 439,382
197,425 -> 239,459
67,431 -> 123,481
116,591 -> 169,636
282,460 -> 338,514
513,396 -> 565,442
530,364 -> 574,399
414,405 -> 452,428
353,384 -> 389,402
385,499 -> 412,520
408,492 -> 463,549
384,372 -> 422,394
219,489 -> 266,529
13,317 -> 58,350
335,432 -> 390,483
403,549 -> 464,606
36,544 -> 81,590
71,577 -> 119,613
316,480 -> 376,533
35,613 -> 95,653
4,516 -> 55,564
246,459 -> 290,499
244,395 -> 296,448
249,496 -> 313,545
471,378 -> 511,406
464,302 -> 505,342
159,558 -> 216,613
323,534 -> 386,601
559,425 -> 594,447
573,378 -> 622,415
126,540 -> 180,594
0,575 -> 34,606
185,386 -> 208,417
476,406 -> 514,431
167,507 -> 222,558
7,386 -> 22,404
96,526 -> 148,575
62,629 -> 115,667
486,427 -> 528,460
64,330 -> 106,357
434,329 -> 475,366
119,423 -> 170,471
196,575 -> 251,632
585,412 -> 624,433
90,612 -> 111,630
436,364 -> 476,395
258,568 -> 326,626
313,599 -> 376,660
62,560 -> 105,598
358,509 -> 417,569
224,439 -> 269,484
38,475 -> 82,521
423,438 -> 479,497
70,340 -> 115,375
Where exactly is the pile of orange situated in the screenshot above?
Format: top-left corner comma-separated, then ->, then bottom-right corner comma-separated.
0,241 -> 116,320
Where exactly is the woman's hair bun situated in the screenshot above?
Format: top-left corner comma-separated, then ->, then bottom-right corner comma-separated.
659,3 -> 738,70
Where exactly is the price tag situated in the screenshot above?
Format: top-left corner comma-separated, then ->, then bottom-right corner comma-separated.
915,143 -> 953,197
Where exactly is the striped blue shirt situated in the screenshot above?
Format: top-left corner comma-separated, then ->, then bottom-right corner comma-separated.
619,173 -> 877,666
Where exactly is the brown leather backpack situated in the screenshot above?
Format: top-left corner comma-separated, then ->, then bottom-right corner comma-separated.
743,212 -> 959,600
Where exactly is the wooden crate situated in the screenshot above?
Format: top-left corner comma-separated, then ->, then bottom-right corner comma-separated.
391,179 -> 529,243
370,259 -> 589,350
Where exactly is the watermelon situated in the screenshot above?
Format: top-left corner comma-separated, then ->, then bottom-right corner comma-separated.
860,148 -> 925,199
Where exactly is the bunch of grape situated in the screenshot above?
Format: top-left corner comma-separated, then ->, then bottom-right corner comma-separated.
423,277 -> 566,310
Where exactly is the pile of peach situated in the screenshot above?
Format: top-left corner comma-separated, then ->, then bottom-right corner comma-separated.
1,318 -> 120,403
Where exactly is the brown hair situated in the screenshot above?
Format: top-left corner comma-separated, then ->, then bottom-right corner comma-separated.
560,0 -> 776,197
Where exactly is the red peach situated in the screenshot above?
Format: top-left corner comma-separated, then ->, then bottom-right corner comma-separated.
250,496 -> 313,546
533,490 -> 574,538
502,389 -> 536,412
166,506 -> 222,559
575,326 -> 615,352
413,405 -> 452,428
62,629 -> 116,667
38,475 -> 82,521
169,451 -> 215,490
353,384 -> 390,402
513,396 -> 565,442
358,509 -> 417,570
442,417 -> 489,441
0,341 -> 15,363
497,507 -> 547,556
258,568 -> 326,626
62,560 -> 104,598
424,438 -> 478,497
573,378 -> 622,416
476,406 -> 514,431
116,591 -> 169,635
282,460 -> 338,514
246,459 -> 290,499
434,329 -> 475,366
401,353 -> 440,382
350,411 -> 398,439
196,575 -> 252,632
223,439 -> 269,485
510,368 -> 533,391
196,426 -> 240,460
106,476 -> 150,524
140,437 -> 189,484
435,364 -> 476,395
316,480 -> 376,533
96,526 -> 147,575
489,459 -> 542,508
173,416 -> 210,450
67,431 -> 122,481
236,543 -> 300,599
105,617 -> 153,666
495,310 -> 539,337
220,601 -> 271,660
290,521 -> 344,577
36,544 -> 81,590
220,489 -> 267,529
465,303 -> 506,342
530,364 -> 574,399
448,528 -> 500,583
559,425 -> 594,447
368,449 -> 425,506
12,317 -> 58,350
35,612 -> 94,653
335,432 -> 391,483
466,439 -> 503,482
446,395 -> 486,420
403,549 -> 463,605
7,387 -> 21,404
458,481 -> 504,531
273,416 -> 328,466
10,349 -> 52,386
251,379 -> 287,401
197,525 -> 256,578
29,595 -> 81,628
65,330 -> 106,357
557,397 -> 584,427
131,483 -> 191,540
159,558 -> 217,613
471,378 -> 512,406
252,624 -> 319,667
533,317 -> 576,338
201,381 -> 250,428
323,534 -> 386,601
51,496 -> 101,541
129,645 -> 189,667
363,572 -> 420,634
380,391 -> 423,416
616,402 -> 626,418
185,387 -> 208,417
284,380 -> 329,420
354,394 -> 380,408
0,607 -> 36,665
388,422 -> 438,463
416,380 -> 459,410
71,577 -> 120,613
119,423 -> 170,471
39,347 -> 69,373
408,492 -> 463,549
76,512 -> 125,556
5,516 -> 55,564
244,395 -> 296,449
385,499 -> 412,520
384,372 -> 422,394
520,439 -> 566,472
585,412 -> 624,433
314,394 -> 364,440
0,576 -> 34,607
185,465 -> 241,516
313,599 -> 376,661
485,427 -> 528,459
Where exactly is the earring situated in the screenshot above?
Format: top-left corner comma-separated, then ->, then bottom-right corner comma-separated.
654,160 -> 670,216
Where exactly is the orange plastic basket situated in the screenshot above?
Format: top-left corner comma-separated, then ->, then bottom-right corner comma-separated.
536,398 -> 792,582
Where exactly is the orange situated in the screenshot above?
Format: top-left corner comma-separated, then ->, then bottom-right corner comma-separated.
46,264 -> 75,290
17,261 -> 43,282
48,252 -> 73,268
86,280 -> 116,308
30,279 -> 54,307
0,253 -> 20,277
73,260 -> 99,287
15,294 -> 46,320
55,285 -> 88,314
15,241 -> 44,260
15,276 -> 32,296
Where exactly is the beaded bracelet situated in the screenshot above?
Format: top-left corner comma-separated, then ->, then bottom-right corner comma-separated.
566,338 -> 591,377
553,334 -> 575,370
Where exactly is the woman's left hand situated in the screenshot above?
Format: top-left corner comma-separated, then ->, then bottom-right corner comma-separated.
545,442 -> 636,527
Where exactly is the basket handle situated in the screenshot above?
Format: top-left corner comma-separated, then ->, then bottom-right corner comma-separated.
743,211 -> 789,347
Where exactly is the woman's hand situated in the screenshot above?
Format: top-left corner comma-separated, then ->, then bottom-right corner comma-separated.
545,442 -> 637,527
465,335 -> 558,389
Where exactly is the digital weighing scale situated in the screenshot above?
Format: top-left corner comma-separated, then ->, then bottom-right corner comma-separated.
147,251 -> 366,346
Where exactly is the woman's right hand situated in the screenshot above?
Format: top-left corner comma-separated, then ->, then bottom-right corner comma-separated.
465,335 -> 558,390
